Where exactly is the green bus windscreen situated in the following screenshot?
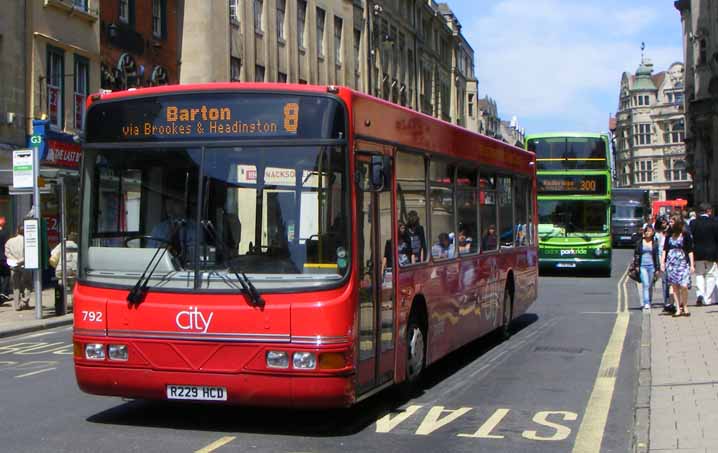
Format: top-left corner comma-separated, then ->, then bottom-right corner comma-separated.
527,137 -> 608,171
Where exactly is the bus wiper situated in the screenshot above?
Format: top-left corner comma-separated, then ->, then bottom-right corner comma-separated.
200,220 -> 264,307
127,220 -> 184,305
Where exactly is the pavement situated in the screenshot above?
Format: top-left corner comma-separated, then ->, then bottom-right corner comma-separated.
642,278 -> 718,452
0,287 -> 73,338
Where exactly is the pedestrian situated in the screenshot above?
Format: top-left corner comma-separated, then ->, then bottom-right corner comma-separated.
661,215 -> 695,317
634,224 -> 660,310
5,225 -> 32,311
654,216 -> 674,312
689,202 -> 718,306
0,216 -> 11,303
49,232 -> 79,289
406,210 -> 426,262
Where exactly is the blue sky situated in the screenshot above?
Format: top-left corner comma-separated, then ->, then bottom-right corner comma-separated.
447,0 -> 684,135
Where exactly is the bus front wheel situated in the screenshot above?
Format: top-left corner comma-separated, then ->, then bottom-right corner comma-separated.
400,314 -> 426,399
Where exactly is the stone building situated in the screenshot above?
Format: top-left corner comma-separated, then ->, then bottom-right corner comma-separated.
0,0 -> 101,233
100,0 -> 182,90
180,0 -> 479,130
674,0 -> 718,207
614,59 -> 692,202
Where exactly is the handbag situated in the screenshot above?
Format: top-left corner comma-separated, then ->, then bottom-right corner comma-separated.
628,261 -> 641,282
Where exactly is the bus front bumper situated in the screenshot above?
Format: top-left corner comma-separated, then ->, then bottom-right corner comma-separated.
539,257 -> 611,271
75,364 -> 354,408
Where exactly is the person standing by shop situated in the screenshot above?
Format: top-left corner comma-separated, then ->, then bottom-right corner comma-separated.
661,215 -> 695,317
5,226 -> 31,310
0,217 -> 11,302
689,203 -> 718,306
634,225 -> 660,310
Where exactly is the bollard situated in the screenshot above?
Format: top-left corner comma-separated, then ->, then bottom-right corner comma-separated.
54,284 -> 65,316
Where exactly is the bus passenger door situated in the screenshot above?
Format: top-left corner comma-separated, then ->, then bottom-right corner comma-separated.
355,152 -> 395,395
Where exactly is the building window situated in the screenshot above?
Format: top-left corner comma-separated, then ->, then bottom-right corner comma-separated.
468,93 -> 474,117
119,0 -> 130,24
276,0 -> 285,41
152,0 -> 164,38
231,57 -> 242,81
254,0 -> 263,33
698,38 -> 707,65
297,0 -> 306,48
633,123 -> 651,145
316,7 -> 325,57
47,46 -> 64,129
73,0 -> 88,11
73,56 -> 89,130
353,27 -> 361,88
665,159 -> 688,181
255,65 -> 265,82
664,119 -> 685,143
230,0 -> 240,23
278,72 -> 287,83
634,160 -> 653,182
334,16 -> 343,65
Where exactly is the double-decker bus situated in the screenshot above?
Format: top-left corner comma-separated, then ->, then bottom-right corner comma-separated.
526,132 -> 612,275
73,83 -> 538,408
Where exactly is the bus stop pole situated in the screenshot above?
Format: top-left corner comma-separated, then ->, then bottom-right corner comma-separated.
33,147 -> 42,320
59,177 -> 67,314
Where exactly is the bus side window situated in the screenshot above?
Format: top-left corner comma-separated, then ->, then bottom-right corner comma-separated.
396,151 -> 427,264
479,173 -> 497,253
429,160 -> 455,261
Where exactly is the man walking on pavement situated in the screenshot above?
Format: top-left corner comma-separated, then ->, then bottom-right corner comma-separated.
0,217 -> 11,303
689,202 -> 718,305
5,225 -> 31,310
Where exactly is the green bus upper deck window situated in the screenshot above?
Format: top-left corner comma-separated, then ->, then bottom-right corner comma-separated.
528,137 -> 608,171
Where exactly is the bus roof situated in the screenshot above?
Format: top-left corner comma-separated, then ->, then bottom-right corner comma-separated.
87,82 -> 534,173
525,132 -> 608,140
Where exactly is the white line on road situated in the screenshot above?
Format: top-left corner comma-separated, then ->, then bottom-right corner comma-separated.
194,436 -> 236,453
14,367 -> 57,378
572,266 -> 630,453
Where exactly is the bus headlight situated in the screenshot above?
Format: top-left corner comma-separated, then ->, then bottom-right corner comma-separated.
108,344 -> 128,361
84,344 -> 105,360
293,352 -> 317,370
266,351 -> 289,369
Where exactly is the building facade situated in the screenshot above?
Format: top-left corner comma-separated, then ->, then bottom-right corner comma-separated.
614,59 -> 692,202
100,0 -> 182,90
0,0 -> 101,237
674,0 -> 718,207
181,0 -> 479,129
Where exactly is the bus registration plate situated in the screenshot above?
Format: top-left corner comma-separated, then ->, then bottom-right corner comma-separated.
166,385 -> 227,401
556,263 -> 576,268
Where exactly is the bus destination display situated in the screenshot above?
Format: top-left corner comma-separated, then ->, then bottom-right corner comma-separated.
85,94 -> 345,142
537,174 -> 607,195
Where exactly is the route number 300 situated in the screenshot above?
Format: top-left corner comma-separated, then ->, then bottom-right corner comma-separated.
81,311 -> 103,322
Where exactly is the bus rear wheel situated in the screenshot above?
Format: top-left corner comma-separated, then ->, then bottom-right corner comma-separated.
500,286 -> 513,340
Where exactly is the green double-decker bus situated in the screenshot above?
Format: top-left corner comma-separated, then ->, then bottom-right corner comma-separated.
526,132 -> 612,275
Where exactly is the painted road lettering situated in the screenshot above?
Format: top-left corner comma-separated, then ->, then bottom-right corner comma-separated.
458,408 -> 510,439
376,405 -> 578,442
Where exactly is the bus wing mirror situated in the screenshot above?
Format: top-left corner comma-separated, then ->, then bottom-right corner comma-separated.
370,155 -> 391,192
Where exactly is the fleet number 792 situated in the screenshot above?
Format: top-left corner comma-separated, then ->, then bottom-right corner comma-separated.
81,311 -> 103,322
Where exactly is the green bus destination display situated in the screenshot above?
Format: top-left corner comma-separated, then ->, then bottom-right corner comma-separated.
85,93 -> 345,142
538,174 -> 607,195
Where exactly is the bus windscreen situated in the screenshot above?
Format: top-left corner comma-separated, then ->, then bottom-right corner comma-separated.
528,137 -> 607,170
85,93 -> 345,143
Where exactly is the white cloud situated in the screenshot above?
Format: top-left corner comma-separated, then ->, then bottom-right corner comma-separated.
465,0 -> 683,133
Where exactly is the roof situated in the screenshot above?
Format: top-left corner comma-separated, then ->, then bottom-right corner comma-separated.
632,61 -> 656,91
652,72 -> 666,88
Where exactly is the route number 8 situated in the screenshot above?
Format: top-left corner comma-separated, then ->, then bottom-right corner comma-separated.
283,103 -> 299,133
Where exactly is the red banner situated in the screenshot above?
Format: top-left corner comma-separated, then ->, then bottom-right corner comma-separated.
44,139 -> 82,168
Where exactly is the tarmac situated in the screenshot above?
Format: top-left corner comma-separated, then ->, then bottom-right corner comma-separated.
0,277 -> 717,452
0,287 -> 73,338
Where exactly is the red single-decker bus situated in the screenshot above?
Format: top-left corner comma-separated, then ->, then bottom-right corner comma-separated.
73,83 -> 538,408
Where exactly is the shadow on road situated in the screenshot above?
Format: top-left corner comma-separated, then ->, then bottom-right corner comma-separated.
86,314 -> 539,437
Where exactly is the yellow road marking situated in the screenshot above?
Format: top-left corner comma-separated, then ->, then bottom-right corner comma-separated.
571,267 -> 629,453
194,436 -> 236,453
376,405 -> 423,433
457,408 -> 510,439
14,367 -> 56,378
415,406 -> 472,435
523,411 -> 577,441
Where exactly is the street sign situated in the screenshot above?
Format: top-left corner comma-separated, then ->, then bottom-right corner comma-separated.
30,134 -> 42,146
12,149 -> 34,189
24,218 -> 39,270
